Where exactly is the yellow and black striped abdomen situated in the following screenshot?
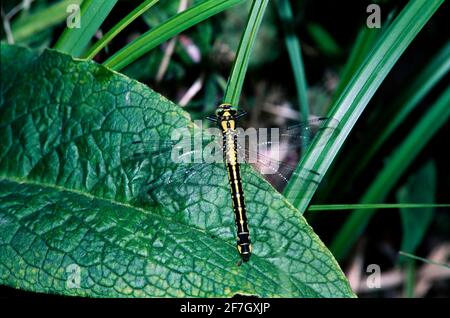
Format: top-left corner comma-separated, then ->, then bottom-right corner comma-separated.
221,119 -> 252,262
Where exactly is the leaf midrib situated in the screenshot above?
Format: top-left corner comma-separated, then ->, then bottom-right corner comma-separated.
0,175 -> 297,296
0,175 -> 228,245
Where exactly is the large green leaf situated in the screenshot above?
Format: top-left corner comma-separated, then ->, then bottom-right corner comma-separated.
275,0 -> 309,123
0,44 -> 354,298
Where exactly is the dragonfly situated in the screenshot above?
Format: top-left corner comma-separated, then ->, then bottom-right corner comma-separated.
118,105 -> 339,264
207,104 -> 253,262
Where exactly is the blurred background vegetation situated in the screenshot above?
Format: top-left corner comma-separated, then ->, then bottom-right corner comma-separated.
1,0 -> 449,297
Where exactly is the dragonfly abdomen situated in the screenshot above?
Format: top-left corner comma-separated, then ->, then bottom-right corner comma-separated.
222,124 -> 252,262
226,161 -> 252,262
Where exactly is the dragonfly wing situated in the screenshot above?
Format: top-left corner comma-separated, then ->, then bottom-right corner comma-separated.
119,116 -> 338,203
280,117 -> 340,148
237,143 -> 323,192
123,138 -> 228,208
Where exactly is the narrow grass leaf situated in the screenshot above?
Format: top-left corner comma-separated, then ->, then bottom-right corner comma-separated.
404,260 -> 416,298
83,0 -> 159,59
306,23 -> 341,56
399,252 -> 450,270
274,0 -> 309,122
332,27 -> 381,101
322,40 -> 450,200
308,203 -> 449,212
397,161 -> 436,256
104,0 -> 244,71
54,0 -> 118,56
283,0 -> 445,213
366,40 -> 450,162
330,86 -> 450,260
223,0 -> 269,107
332,10 -> 397,102
9,0 -> 82,43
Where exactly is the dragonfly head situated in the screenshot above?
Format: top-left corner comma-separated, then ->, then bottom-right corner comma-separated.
216,103 -> 237,120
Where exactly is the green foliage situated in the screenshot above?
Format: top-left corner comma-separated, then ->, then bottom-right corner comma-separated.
83,0 -> 159,59
217,1 -> 279,68
223,0 -> 269,106
332,26 -> 381,101
103,0 -> 245,71
283,0 -> 445,213
9,0 -> 83,44
54,0 -> 118,56
1,0 -> 448,299
308,203 -> 448,212
274,0 -> 309,122
399,252 -> 450,270
331,86 -> 450,260
397,161 -> 436,256
306,23 -> 341,56
0,44 -> 354,298
321,40 -> 450,201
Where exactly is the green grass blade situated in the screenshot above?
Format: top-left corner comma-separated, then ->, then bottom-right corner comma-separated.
332,10 -> 397,102
274,0 -> 309,122
0,43 -> 355,298
104,0 -> 244,71
321,40 -> 450,201
330,85 -> 450,261
308,203 -> 450,212
397,161 -> 436,256
306,23 -> 341,56
369,40 -> 450,159
82,0 -> 159,59
283,0 -> 444,213
332,27 -> 381,101
404,260 -> 416,298
399,251 -> 450,269
223,0 -> 269,107
54,0 -> 118,56
8,0 -> 83,43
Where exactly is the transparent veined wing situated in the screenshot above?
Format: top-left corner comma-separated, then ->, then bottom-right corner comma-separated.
237,144 -> 323,192
119,116 -> 339,203
236,117 -> 339,190
245,117 -> 340,155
